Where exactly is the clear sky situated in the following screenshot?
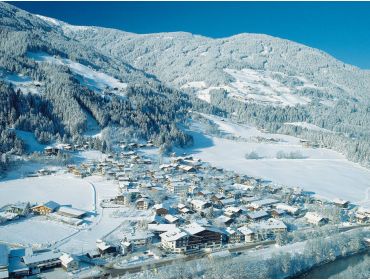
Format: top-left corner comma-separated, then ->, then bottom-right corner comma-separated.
9,1 -> 370,69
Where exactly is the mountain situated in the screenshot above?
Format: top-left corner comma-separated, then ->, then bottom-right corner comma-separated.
0,2 -> 370,168
51,20 -> 370,107
0,2 -> 194,162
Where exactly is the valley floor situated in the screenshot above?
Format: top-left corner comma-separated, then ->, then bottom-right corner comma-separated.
176,114 -> 370,207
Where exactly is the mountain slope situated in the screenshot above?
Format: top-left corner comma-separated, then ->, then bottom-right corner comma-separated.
0,2 -> 195,163
57,23 -> 370,107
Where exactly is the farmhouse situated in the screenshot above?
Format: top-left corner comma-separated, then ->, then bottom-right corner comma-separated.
122,230 -> 154,247
275,203 -> 300,216
57,206 -> 87,219
96,240 -> 119,255
238,226 -> 255,243
305,212 -> 329,226
332,198 -> 350,208
32,201 -> 60,215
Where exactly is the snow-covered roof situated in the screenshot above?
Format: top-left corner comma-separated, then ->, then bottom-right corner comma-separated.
96,241 -> 112,251
250,218 -> 287,231
305,212 -> 327,223
214,215 -> 232,224
148,224 -> 177,233
250,198 -> 279,208
43,200 -> 60,211
23,251 -> 61,265
247,210 -> 269,220
164,214 -> 179,223
276,203 -> 299,214
238,226 -> 254,235
332,198 -> 349,205
60,253 -> 76,265
160,229 -> 188,242
184,223 -> 206,235
57,206 -> 87,218
191,199 -> 208,208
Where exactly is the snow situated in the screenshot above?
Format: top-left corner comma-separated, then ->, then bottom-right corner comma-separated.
14,130 -> 46,152
223,68 -> 311,106
83,111 -> 102,138
36,14 -> 62,26
28,52 -> 127,94
285,122 -> 333,133
181,81 -> 207,89
0,70 -> 41,95
0,216 -> 77,248
0,174 -> 95,210
177,114 -> 370,207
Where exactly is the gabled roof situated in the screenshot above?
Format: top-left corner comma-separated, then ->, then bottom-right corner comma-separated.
57,206 -> 87,218
43,200 -> 60,211
23,251 -> 61,265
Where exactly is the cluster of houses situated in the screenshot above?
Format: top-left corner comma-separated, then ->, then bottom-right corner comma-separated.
1,140 -> 368,278
0,201 -> 89,227
60,141 -> 367,258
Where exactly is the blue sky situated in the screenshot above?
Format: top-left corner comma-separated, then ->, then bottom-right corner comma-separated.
10,1 -> 370,69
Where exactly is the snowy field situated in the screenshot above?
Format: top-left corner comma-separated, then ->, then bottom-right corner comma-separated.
177,114 -> 370,206
0,174 -> 95,210
57,176 -> 152,254
0,216 -> 77,248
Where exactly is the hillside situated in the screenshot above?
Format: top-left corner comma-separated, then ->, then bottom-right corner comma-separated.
0,2 -> 195,167
1,2 -> 370,168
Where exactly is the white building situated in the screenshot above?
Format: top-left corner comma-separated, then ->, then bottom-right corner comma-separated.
305,212 -> 329,226
276,203 -> 300,215
59,254 -> 79,272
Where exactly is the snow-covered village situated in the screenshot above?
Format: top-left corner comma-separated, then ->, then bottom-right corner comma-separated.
1,124 -> 370,278
1,1 -> 370,279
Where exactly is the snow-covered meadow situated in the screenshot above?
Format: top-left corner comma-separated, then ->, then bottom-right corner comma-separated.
0,174 -> 95,210
178,114 -> 370,206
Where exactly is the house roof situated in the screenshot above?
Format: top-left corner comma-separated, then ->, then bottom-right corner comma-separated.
160,229 -> 188,242
276,203 -> 299,214
23,251 -> 61,265
247,210 -> 269,220
191,199 -> 208,207
43,201 -> 60,211
238,226 -> 254,235
305,212 -> 327,223
148,224 -> 177,233
250,218 -> 287,231
164,214 -> 179,223
250,198 -> 279,208
57,206 -> 87,218
60,254 -> 76,265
